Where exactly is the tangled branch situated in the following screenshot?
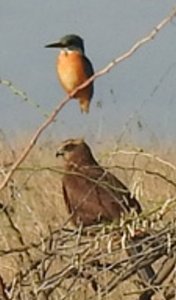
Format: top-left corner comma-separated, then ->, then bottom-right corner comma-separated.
0,219 -> 175,299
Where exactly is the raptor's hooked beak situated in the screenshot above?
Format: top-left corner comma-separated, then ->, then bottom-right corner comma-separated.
56,148 -> 65,157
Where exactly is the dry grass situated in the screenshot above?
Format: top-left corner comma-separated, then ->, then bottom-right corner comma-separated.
0,137 -> 175,299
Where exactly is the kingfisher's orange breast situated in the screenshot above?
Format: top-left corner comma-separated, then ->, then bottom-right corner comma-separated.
57,51 -> 90,96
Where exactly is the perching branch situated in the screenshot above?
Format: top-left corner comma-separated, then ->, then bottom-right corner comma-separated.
0,6 -> 176,191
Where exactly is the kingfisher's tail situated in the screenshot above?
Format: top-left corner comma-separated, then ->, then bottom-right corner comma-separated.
79,98 -> 90,113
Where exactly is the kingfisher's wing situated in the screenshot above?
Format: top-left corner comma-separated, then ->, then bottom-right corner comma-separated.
83,56 -> 94,99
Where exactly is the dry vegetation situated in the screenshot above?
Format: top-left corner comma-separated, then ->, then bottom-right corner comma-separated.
0,135 -> 175,300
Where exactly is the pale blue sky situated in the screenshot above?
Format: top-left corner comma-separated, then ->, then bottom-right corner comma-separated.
1,1 -> 176,146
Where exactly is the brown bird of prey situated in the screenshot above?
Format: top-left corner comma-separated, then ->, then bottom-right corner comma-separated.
56,138 -> 141,226
56,138 -> 156,299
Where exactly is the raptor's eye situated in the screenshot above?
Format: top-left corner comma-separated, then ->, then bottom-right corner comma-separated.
64,144 -> 76,152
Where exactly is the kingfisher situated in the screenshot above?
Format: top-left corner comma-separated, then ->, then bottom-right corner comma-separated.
45,34 -> 94,113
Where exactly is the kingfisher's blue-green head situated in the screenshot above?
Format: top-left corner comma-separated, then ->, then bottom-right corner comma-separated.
45,34 -> 85,54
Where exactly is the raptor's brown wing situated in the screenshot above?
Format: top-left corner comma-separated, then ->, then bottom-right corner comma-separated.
62,165 -> 141,226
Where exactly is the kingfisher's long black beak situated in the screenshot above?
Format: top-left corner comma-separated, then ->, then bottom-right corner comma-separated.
45,41 -> 64,48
